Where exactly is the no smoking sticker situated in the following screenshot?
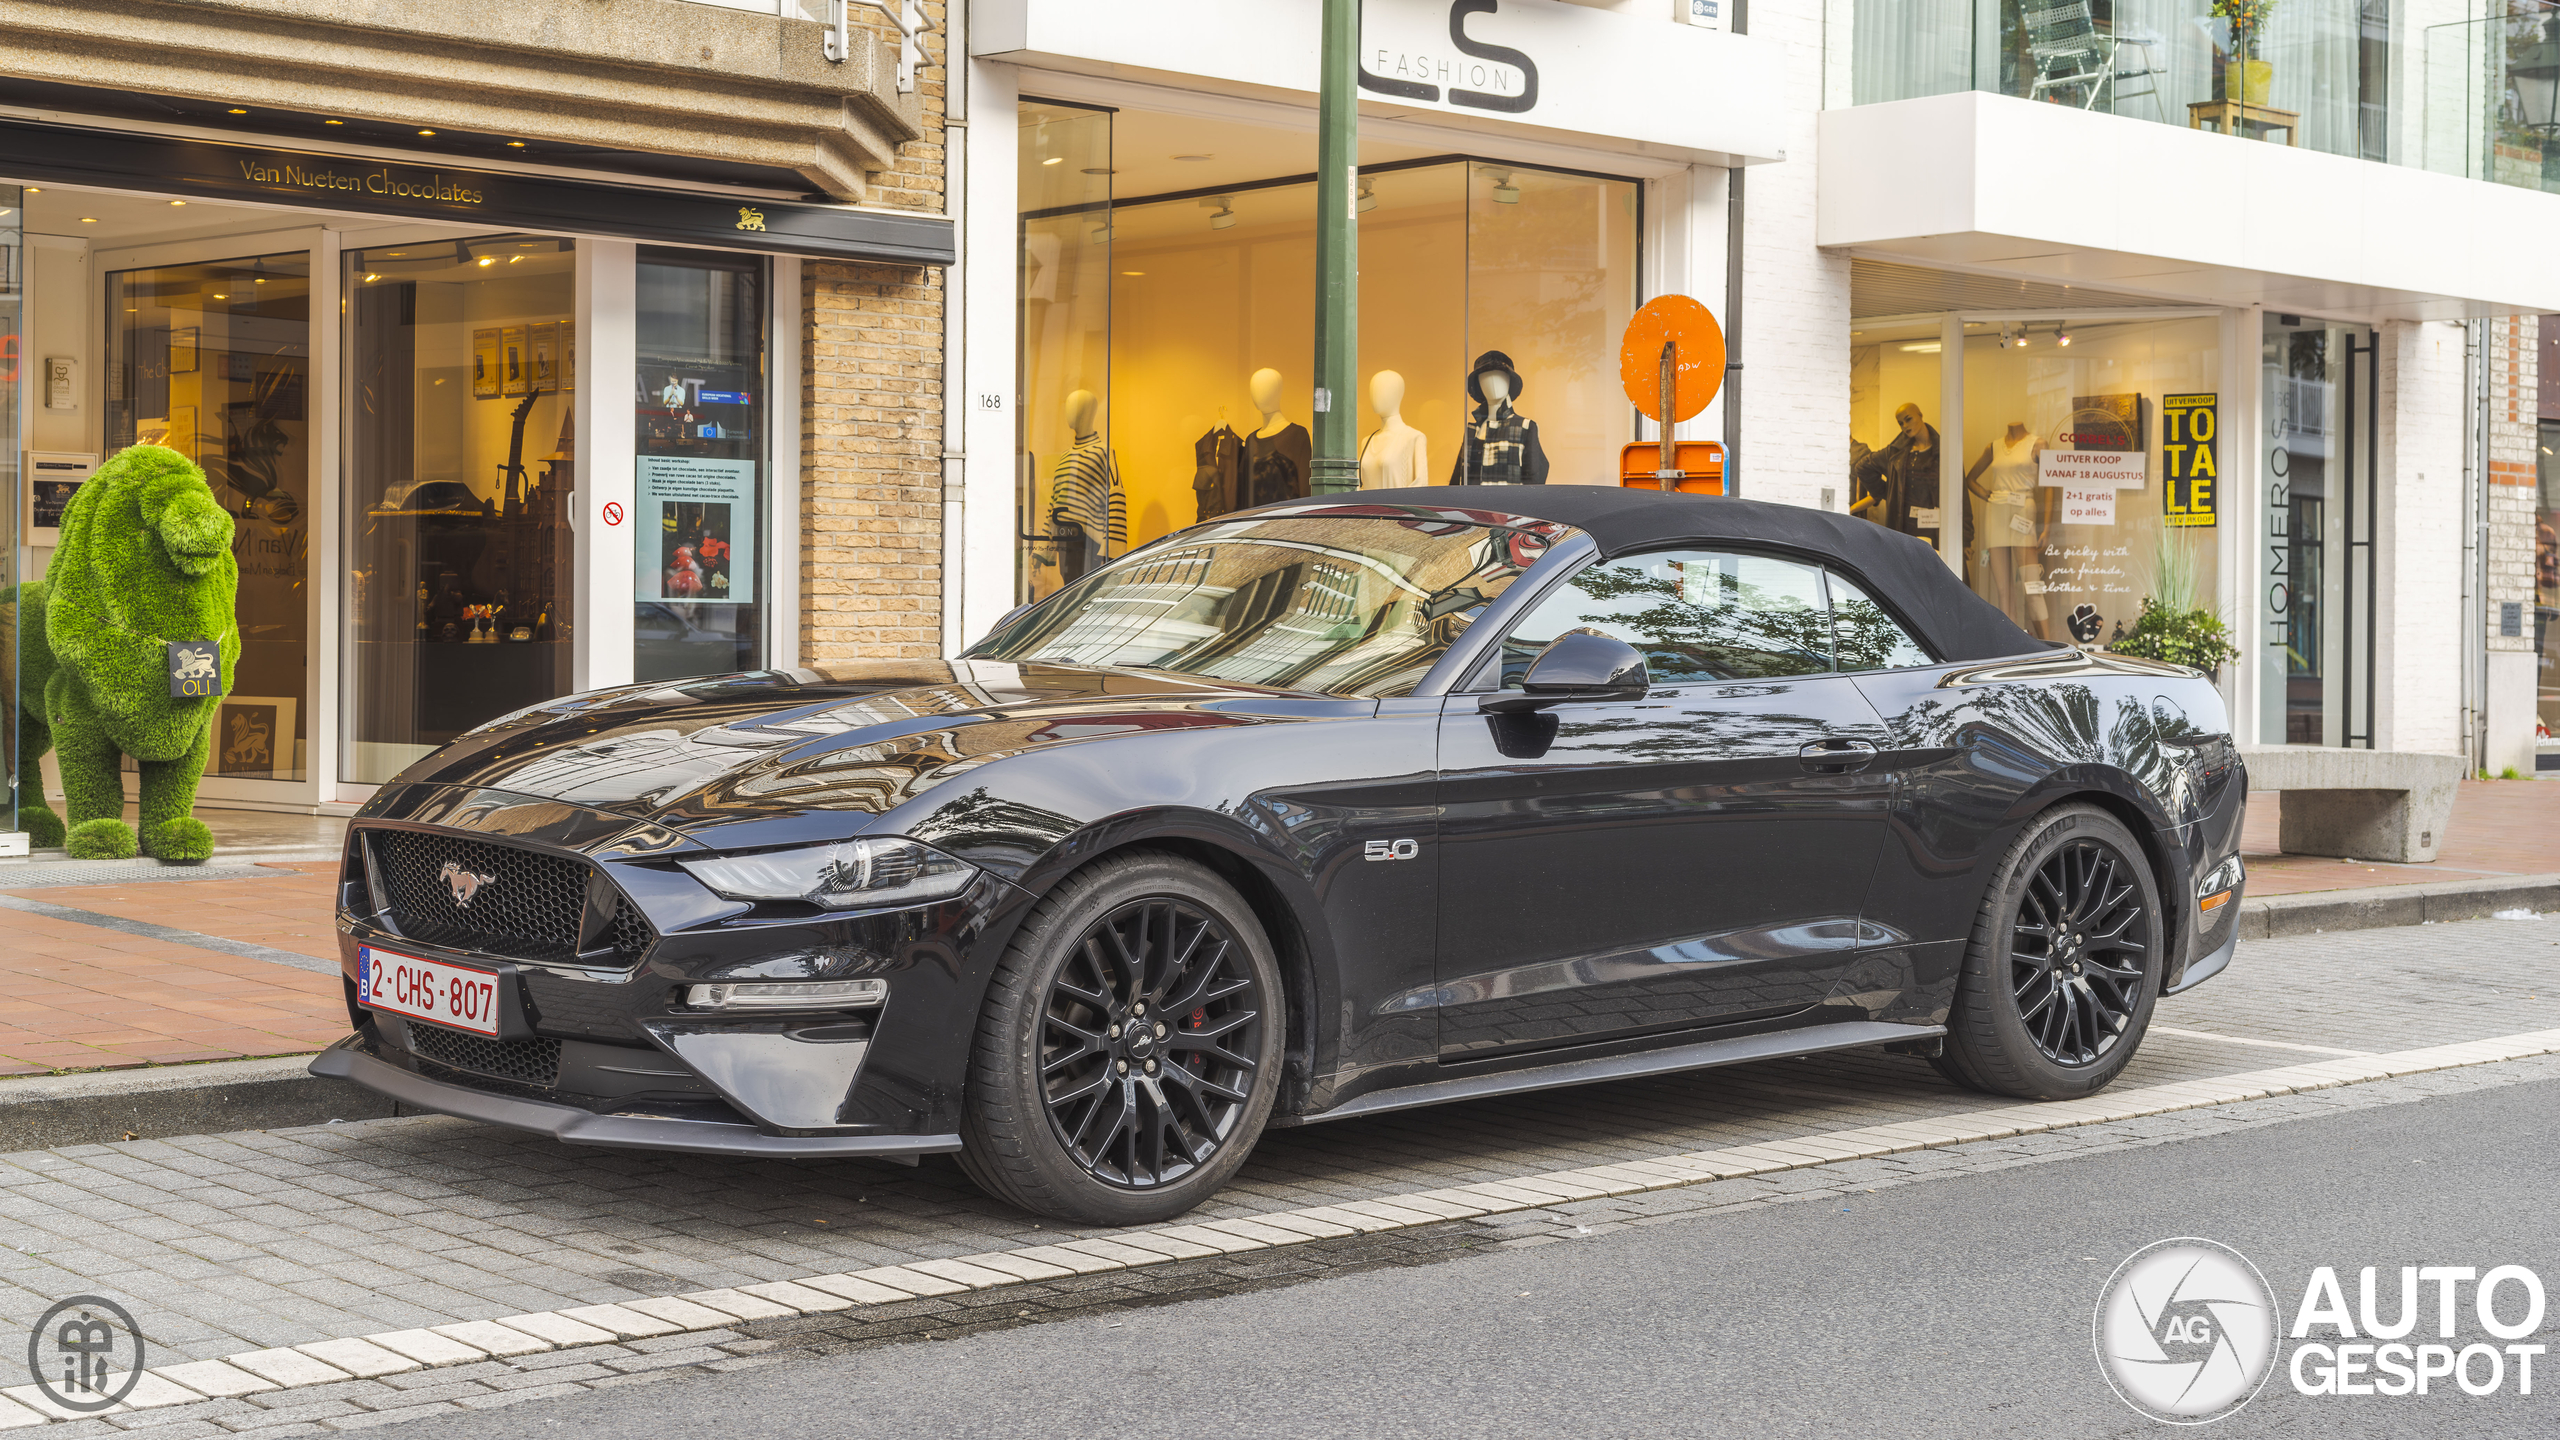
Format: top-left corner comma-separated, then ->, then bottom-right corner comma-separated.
602,501 -> 625,526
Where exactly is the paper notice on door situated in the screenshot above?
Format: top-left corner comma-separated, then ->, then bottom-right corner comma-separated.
2039,449 -> 2147,490
2060,484 -> 2117,525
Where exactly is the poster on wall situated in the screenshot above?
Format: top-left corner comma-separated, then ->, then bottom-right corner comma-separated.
472,329 -> 502,400
501,326 -> 529,397
214,697 -> 296,778
634,455 -> 756,605
531,324 -> 559,393
2064,394 -> 2145,477
2059,484 -> 2117,526
2036,449 -> 2146,491
2162,393 -> 2219,528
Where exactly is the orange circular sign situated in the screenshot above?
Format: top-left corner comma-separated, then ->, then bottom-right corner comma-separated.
1620,295 -> 1727,423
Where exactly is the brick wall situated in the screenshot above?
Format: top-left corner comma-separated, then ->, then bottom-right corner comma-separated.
1737,0 -> 1850,512
2374,320 -> 2467,755
798,0 -> 948,663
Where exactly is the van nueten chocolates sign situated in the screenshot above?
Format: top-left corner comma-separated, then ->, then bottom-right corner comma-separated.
236,156 -> 486,206
0,117 -> 952,266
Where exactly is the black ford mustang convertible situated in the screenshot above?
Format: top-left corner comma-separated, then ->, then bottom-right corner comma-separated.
317,487 -> 2246,1224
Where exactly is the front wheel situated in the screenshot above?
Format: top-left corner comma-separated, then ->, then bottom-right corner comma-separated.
957,852 -> 1283,1225
1934,804 -> 2163,1100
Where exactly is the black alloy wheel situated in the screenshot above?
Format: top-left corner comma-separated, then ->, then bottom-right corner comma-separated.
1039,897 -> 1265,1189
2008,839 -> 2150,1067
958,852 -> 1283,1224
1935,804 -> 2163,1101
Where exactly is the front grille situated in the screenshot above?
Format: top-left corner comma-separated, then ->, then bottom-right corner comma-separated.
406,1022 -> 563,1086
364,829 -> 653,965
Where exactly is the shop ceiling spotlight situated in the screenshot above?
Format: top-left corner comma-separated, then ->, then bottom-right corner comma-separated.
1204,196 -> 1236,230
1491,170 -> 1520,204
1357,180 -> 1377,214
2055,325 -> 2072,347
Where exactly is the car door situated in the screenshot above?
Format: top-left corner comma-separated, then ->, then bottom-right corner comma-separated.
1432,548 -> 1898,1060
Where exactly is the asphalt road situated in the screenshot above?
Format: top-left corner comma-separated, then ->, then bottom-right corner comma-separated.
391,1075 -> 2560,1439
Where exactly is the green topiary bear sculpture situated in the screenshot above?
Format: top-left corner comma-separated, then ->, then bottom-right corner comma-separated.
17,445 -> 239,862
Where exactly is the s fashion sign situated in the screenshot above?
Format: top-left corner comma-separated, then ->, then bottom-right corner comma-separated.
972,0 -> 1784,164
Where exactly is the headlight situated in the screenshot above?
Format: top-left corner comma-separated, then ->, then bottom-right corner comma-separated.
677,837 -> 976,910
2197,854 -> 2243,910
687,978 -> 887,1011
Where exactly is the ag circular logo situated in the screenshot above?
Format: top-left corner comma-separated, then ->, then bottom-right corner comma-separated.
2093,1238 -> 2280,1425
27,1295 -> 145,1413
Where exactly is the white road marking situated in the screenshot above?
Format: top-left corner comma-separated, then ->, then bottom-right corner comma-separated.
2150,1025 -> 2375,1057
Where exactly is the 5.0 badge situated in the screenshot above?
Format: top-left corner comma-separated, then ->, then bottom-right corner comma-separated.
1363,839 -> 1420,862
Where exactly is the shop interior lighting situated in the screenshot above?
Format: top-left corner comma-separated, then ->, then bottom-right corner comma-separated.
78,217 -> 96,224
364,273 -> 379,282
1205,196 -> 1236,230
477,256 -> 495,266
325,119 -> 344,125
1899,342 -> 1941,353
1041,156 -> 1063,165
227,108 -> 248,114
168,199 -> 186,206
2055,325 -> 2072,347
1490,170 -> 1520,204
418,129 -> 436,137
507,141 -> 527,148
1121,271 -> 1145,277
1357,180 -> 1377,213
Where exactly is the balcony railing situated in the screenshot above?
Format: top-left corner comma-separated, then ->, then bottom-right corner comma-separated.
1830,0 -> 2396,164
2423,4 -> 2560,194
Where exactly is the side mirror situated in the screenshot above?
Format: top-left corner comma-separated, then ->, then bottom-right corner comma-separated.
1481,632 -> 1650,712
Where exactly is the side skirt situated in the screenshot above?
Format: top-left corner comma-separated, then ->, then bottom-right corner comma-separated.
1270,1020 -> 1947,1128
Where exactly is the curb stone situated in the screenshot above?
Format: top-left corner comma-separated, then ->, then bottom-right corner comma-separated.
0,1057 -> 395,1152
2235,871 -> 2560,937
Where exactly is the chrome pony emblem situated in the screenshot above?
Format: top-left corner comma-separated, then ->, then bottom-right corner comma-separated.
438,861 -> 497,909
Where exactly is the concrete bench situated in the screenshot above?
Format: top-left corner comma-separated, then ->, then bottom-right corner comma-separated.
2237,746 -> 2466,863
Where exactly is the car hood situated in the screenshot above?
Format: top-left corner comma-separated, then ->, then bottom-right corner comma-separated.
368,660 -> 1369,844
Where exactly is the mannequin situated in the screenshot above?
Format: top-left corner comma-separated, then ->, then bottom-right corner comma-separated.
1964,421 -> 2052,639
1450,350 -> 1548,486
1047,388 -> 1124,583
1243,368 -> 1312,507
1358,371 -> 1430,489
1192,406 -> 1243,522
1852,402 -> 1942,546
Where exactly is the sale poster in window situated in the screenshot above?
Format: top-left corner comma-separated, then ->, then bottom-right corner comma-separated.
634,455 -> 756,605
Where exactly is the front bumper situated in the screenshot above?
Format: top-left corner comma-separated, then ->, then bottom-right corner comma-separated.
310,1035 -> 961,1159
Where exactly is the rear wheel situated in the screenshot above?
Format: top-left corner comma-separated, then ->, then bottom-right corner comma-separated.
1934,804 -> 2162,1100
957,852 -> 1282,1225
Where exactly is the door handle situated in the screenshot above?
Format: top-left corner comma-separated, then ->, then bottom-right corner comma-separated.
1798,739 -> 1879,772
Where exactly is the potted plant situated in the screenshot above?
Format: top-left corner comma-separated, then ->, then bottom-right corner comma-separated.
2212,0 -> 2277,104
2108,596 -> 2242,679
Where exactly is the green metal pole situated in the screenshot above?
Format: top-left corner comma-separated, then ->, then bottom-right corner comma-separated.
1310,0 -> 1360,493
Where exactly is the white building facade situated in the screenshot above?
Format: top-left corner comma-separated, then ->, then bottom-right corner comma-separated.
937,0 -> 2560,768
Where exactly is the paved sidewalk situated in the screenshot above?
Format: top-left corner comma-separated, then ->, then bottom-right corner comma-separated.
0,866 -> 344,1074
2242,776 -> 2558,896
0,914 -> 2550,1380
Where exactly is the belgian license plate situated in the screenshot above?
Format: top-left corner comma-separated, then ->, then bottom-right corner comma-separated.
359,947 -> 502,1036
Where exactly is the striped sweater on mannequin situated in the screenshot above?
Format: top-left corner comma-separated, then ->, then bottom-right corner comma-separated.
1048,436 -> 1126,557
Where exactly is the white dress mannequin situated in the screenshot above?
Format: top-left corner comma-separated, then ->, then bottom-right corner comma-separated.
1358,370 -> 1429,488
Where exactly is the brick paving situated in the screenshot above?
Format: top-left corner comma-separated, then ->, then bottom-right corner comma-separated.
0,914 -> 2552,1376
2242,776 -> 2560,896
0,866 -> 345,1075
16,1049 -> 2559,1438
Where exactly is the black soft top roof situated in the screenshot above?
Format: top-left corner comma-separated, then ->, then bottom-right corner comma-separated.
1248,486 -> 2050,663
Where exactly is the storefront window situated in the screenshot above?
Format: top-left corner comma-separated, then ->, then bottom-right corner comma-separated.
634,249 -> 768,682
343,236 -> 574,784
1015,102 -> 1639,603
2259,314 -> 2371,746
1849,314 -> 2221,656
110,251 -> 312,782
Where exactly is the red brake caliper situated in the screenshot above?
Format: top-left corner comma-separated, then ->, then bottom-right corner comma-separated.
1188,1008 -> 1207,1071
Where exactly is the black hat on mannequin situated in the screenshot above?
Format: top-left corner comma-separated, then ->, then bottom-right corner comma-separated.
1464,350 -> 1524,404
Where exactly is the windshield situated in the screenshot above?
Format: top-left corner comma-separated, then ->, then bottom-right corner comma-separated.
968,513 -> 1575,697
